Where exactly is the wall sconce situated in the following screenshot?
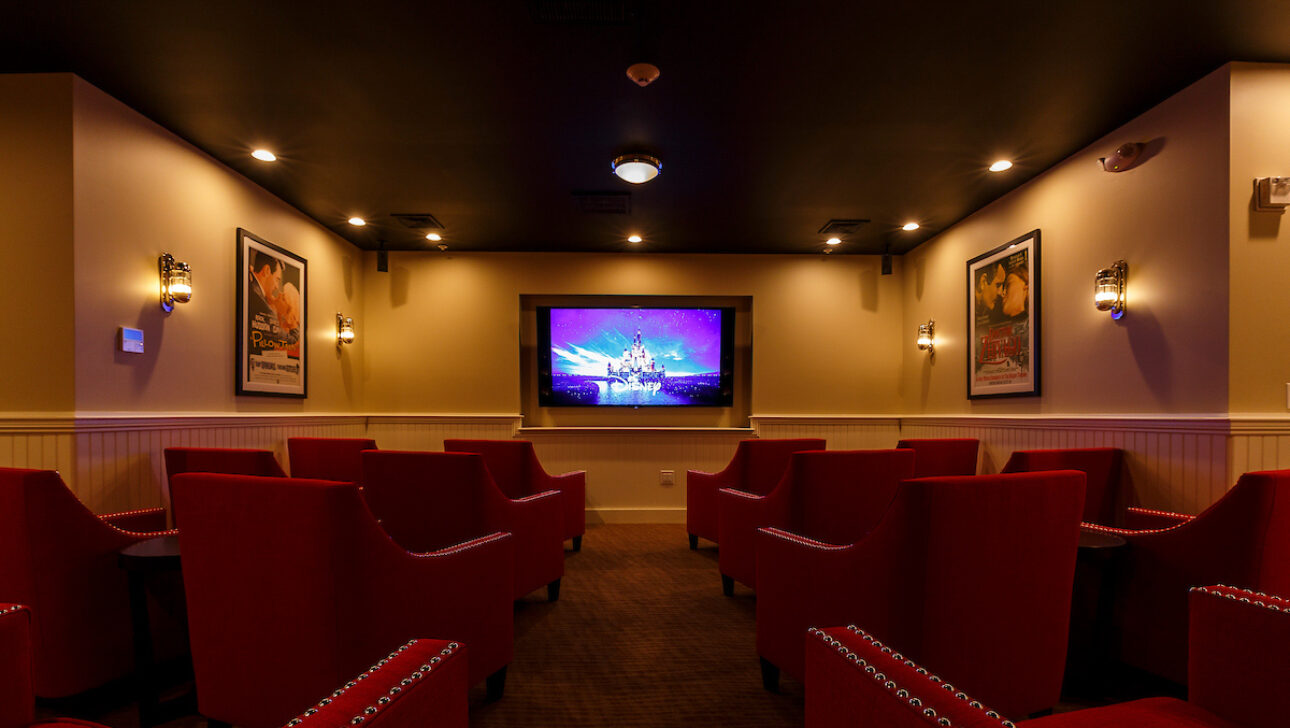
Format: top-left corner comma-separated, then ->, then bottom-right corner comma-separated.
1094,260 -> 1127,320
336,313 -> 355,347
916,319 -> 935,355
159,253 -> 192,312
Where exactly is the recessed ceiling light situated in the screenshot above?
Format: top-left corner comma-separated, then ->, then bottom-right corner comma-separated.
348,217 -> 366,226
251,149 -> 276,162
825,237 -> 842,246
425,232 -> 442,241
612,154 -> 661,184
902,222 -> 920,231
628,234 -> 643,243
989,160 -> 1013,172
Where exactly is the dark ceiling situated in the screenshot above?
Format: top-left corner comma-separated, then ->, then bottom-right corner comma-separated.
2,1 -> 1286,254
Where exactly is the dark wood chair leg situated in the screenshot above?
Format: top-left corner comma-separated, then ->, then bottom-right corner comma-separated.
760,657 -> 780,692
721,574 -> 734,597
486,666 -> 508,702
572,535 -> 582,552
689,533 -> 699,550
547,578 -> 561,602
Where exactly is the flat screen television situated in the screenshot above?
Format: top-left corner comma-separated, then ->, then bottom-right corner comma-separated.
537,306 -> 735,407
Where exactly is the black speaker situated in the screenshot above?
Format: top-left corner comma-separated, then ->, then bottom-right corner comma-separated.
881,253 -> 892,275
376,250 -> 389,272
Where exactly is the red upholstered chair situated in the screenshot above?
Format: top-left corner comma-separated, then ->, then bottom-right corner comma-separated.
171,473 -> 513,728
0,604 -> 34,728
443,439 -> 586,552
757,471 -> 1085,718
1001,448 -> 1124,525
894,438 -> 979,477
362,450 -> 564,602
163,447 -> 286,516
1082,468 -> 1290,685
287,437 -> 377,483
805,584 -> 1290,728
0,467 -> 175,698
717,449 -> 915,595
687,438 -> 826,549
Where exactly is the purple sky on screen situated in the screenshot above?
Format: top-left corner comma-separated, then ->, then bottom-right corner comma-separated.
549,308 -> 723,376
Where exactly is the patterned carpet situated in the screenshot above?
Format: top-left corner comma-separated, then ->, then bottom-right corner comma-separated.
468,523 -> 804,727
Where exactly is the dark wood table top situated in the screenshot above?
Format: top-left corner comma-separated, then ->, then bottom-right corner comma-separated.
118,534 -> 180,571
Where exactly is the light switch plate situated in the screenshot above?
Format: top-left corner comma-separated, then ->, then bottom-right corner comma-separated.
120,327 -> 144,354
659,470 -> 675,486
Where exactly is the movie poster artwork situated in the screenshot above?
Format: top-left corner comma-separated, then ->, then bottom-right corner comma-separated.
966,230 -> 1040,399
236,228 -> 307,398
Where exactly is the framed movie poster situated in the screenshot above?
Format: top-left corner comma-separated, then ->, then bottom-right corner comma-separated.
966,229 -> 1040,399
236,228 -> 307,397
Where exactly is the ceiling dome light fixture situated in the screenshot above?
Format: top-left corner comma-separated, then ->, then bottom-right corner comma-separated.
825,237 -> 842,246
902,222 -> 920,231
989,159 -> 1013,172
251,149 -> 277,162
612,153 -> 661,184
425,232 -> 442,241
628,234 -> 643,243
348,217 -> 366,226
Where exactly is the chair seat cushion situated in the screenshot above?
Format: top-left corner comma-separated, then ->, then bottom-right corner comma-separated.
1024,697 -> 1239,728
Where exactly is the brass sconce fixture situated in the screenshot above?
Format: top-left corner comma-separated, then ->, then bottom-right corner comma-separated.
337,313 -> 355,347
1094,260 -> 1127,320
159,253 -> 192,312
916,319 -> 935,355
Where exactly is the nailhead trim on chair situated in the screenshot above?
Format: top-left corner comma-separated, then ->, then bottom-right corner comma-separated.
1190,584 -> 1290,614
1125,506 -> 1195,520
0,604 -> 29,617
807,625 -> 1017,728
410,531 -> 509,559
284,640 -> 461,727
1080,520 -> 1181,536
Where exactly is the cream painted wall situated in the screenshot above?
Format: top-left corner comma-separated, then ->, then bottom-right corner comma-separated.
70,78 -> 366,414
0,75 -> 75,413
360,252 -> 904,421
1229,63 -> 1290,414
901,66 -> 1231,415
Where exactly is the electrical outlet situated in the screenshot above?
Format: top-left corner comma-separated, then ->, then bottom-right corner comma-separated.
659,470 -> 675,486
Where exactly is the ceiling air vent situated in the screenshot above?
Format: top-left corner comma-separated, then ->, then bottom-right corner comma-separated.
818,219 -> 869,235
390,213 -> 444,230
573,191 -> 632,214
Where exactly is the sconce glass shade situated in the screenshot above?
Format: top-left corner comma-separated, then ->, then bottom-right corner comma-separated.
337,313 -> 355,346
916,319 -> 935,353
611,154 -> 661,184
159,253 -> 192,312
1094,260 -> 1127,319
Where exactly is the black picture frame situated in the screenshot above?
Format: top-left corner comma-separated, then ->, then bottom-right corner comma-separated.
236,228 -> 307,398
966,229 -> 1040,399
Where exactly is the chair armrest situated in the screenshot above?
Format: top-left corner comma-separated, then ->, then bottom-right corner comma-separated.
283,638 -> 467,728
1188,585 -> 1290,727
100,507 -> 168,532
806,625 -> 1013,728
0,604 -> 34,728
485,488 -> 564,598
718,487 -> 789,588
1123,506 -> 1194,530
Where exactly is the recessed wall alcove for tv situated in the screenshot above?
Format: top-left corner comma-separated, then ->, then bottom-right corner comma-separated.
520,295 -> 753,428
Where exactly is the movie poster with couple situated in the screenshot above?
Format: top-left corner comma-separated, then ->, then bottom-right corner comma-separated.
967,230 -> 1039,399
236,228 -> 307,397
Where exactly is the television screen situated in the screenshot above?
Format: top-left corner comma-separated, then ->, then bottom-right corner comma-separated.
537,306 -> 734,407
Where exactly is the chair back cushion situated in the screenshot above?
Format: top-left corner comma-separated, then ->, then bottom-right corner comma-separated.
287,438 -> 377,483
443,440 -> 533,499
360,451 -> 492,552
895,439 -> 979,478
1002,448 -> 1122,524
788,449 -> 915,545
738,439 -> 827,496
861,471 -> 1085,718
0,468 -> 139,697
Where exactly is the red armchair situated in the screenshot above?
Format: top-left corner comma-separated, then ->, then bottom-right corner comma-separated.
0,467 -> 176,698
163,447 -> 286,515
362,450 -> 564,602
717,449 -> 914,594
1002,448 -> 1123,525
172,473 -> 513,728
443,439 -> 586,552
1081,468 -> 1290,685
0,604 -> 33,728
894,438 -> 979,477
287,437 -> 377,483
687,438 -> 826,549
757,471 -> 1085,718
805,584 -> 1290,728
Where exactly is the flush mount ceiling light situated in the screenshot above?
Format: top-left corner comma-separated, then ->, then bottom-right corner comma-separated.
825,237 -> 842,246
425,232 -> 442,242
348,217 -> 366,226
612,154 -> 661,184
251,149 -> 276,162
627,234 -> 643,243
989,160 -> 1013,172
902,222 -> 920,231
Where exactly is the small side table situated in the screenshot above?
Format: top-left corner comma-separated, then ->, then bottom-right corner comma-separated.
1065,527 -> 1128,695
119,535 -> 195,728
